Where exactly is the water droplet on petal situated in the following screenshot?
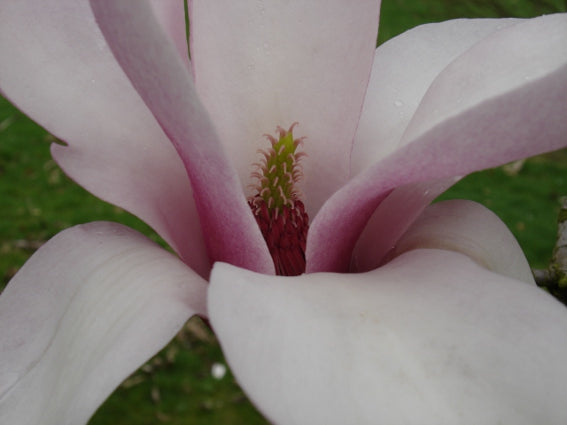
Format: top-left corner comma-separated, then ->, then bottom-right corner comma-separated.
394,99 -> 403,107
263,42 -> 271,55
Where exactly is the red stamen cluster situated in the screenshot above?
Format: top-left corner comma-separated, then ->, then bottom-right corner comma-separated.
248,198 -> 309,276
249,124 -> 309,276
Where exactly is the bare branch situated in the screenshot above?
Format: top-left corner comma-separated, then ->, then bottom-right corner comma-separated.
534,197 -> 567,305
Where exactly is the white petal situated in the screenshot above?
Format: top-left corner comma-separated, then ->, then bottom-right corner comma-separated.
401,14 -> 567,147
351,178 -> 457,272
90,0 -> 274,274
189,0 -> 380,214
0,222 -> 207,425
394,199 -> 535,285
210,251 -> 567,425
308,14 -> 567,273
352,18 -> 520,171
149,0 -> 191,70
0,0 -> 207,274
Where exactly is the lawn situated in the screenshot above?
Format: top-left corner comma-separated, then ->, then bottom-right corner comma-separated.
1,1 -> 566,423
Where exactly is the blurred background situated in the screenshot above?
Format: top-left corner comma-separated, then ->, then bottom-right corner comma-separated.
0,0 -> 566,423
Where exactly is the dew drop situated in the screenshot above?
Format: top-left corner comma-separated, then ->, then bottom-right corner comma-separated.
256,0 -> 265,14
263,42 -> 271,55
393,99 -> 403,108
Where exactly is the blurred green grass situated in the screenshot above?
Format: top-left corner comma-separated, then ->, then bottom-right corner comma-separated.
0,0 -> 566,423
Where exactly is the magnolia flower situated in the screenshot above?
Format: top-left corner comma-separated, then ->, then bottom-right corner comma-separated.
1,0 -> 567,424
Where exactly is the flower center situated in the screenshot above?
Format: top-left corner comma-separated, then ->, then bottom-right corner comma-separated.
248,123 -> 309,276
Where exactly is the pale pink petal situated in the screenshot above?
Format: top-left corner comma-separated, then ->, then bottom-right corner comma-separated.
394,200 -> 535,284
210,251 -> 567,425
308,15 -> 567,272
90,0 -> 274,274
401,14 -> 567,148
0,0 -> 208,276
0,222 -> 207,425
149,0 -> 191,70
189,0 -> 381,214
351,18 -> 519,172
351,178 -> 457,272
350,16 -> 522,274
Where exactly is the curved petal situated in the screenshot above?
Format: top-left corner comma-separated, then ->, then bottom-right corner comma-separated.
149,0 -> 191,70
308,14 -> 567,273
401,14 -> 567,148
349,15 -> 524,272
351,178 -> 457,272
0,222 -> 207,425
0,0 -> 209,275
394,200 -> 535,284
210,250 -> 567,425
189,0 -> 381,214
90,0 -> 274,274
351,18 -> 520,172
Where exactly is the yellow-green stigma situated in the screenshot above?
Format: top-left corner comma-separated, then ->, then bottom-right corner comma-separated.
249,123 -> 308,276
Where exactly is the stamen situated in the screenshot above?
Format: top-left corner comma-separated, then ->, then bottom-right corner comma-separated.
248,123 -> 309,276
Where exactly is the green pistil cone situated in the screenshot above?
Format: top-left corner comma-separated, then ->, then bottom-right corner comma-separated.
259,128 -> 300,212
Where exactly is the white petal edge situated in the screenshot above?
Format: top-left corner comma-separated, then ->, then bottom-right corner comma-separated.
0,222 -> 207,425
351,18 -> 520,172
0,0 -> 208,275
401,14 -> 567,147
210,251 -> 567,425
394,199 -> 535,285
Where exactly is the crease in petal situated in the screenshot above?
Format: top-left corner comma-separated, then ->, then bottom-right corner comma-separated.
90,0 -> 274,274
189,0 -> 381,215
210,251 -> 567,425
308,15 -> 567,273
0,0 -> 208,275
393,199 -> 535,284
0,222 -> 207,425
